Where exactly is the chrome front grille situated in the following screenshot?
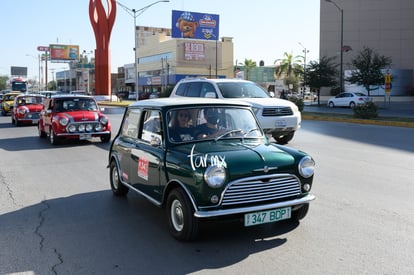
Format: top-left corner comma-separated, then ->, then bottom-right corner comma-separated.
262,107 -> 293,116
221,175 -> 301,206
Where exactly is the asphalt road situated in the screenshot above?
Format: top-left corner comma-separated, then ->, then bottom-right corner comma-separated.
0,113 -> 413,275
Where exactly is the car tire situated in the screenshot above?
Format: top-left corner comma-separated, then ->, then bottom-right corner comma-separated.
49,128 -> 59,145
273,132 -> 294,145
166,188 -> 199,241
349,102 -> 356,108
38,124 -> 46,138
100,133 -> 111,143
109,160 -> 129,196
291,203 -> 309,221
328,101 -> 335,108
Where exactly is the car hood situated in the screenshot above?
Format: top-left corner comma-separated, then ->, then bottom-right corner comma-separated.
226,97 -> 296,108
18,104 -> 43,112
57,111 -> 101,122
171,140 -> 297,180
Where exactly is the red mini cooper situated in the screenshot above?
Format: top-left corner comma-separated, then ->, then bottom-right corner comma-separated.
38,94 -> 111,145
11,94 -> 45,126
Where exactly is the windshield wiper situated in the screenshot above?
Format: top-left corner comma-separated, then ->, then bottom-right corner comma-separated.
214,129 -> 244,142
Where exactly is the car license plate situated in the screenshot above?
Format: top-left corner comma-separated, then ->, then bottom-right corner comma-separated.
275,120 -> 287,127
244,207 -> 291,227
79,134 -> 92,140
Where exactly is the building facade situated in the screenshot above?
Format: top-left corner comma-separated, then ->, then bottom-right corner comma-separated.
320,0 -> 414,95
123,26 -> 234,95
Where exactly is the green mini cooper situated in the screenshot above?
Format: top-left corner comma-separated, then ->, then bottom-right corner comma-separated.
108,98 -> 315,241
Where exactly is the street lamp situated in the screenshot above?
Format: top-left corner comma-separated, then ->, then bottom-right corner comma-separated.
82,50 -> 93,94
117,0 -> 169,101
325,0 -> 344,93
298,42 -> 309,95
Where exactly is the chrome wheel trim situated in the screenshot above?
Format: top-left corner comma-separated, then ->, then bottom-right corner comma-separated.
171,199 -> 184,231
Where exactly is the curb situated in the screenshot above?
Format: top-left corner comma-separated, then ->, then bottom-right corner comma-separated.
302,114 -> 414,128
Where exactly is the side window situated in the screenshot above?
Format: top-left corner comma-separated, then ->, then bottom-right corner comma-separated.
175,83 -> 187,96
186,82 -> 202,97
121,108 -> 141,139
140,110 -> 163,144
200,83 -> 217,98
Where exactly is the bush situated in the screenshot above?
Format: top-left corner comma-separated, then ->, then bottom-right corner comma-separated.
288,96 -> 304,112
352,101 -> 378,119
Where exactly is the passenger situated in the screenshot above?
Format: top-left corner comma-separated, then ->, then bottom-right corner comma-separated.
169,110 -> 194,142
194,108 -> 222,139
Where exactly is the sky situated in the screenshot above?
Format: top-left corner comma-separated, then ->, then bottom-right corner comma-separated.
0,0 -> 320,80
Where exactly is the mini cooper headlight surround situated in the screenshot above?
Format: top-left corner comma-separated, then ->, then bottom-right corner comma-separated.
99,116 -> 108,125
59,117 -> 69,126
298,156 -> 315,178
204,165 -> 226,188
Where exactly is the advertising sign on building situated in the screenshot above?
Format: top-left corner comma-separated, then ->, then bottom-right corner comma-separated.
49,44 -> 80,61
172,10 -> 219,40
184,42 -> 205,61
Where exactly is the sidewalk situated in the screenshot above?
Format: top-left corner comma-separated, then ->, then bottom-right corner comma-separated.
304,96 -> 414,119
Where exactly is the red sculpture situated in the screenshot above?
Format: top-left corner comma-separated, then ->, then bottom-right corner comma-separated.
89,0 -> 116,96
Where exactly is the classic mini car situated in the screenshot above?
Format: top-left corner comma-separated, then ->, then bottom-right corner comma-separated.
11,94 -> 45,126
108,98 -> 315,241
1,92 -> 22,116
169,78 -> 302,144
38,94 -> 111,145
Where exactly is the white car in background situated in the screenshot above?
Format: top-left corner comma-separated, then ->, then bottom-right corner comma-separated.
169,78 -> 301,144
327,92 -> 372,108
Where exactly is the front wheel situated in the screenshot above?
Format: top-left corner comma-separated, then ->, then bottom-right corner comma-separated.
291,204 -> 309,221
100,133 -> 111,143
273,132 -> 294,145
38,123 -> 46,138
49,128 -> 60,145
166,188 -> 198,241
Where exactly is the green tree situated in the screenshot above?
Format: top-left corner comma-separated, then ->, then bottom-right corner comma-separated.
0,75 -> 8,90
274,52 -> 303,79
305,56 -> 337,105
238,59 -> 256,80
346,46 -> 392,96
48,80 -> 57,91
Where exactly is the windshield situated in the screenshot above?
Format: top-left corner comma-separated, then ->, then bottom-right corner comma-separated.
11,82 -> 27,92
54,98 -> 98,112
167,106 -> 263,143
18,96 -> 43,105
217,82 -> 270,98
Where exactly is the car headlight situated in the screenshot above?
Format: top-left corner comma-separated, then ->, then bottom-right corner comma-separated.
95,124 -> 103,131
85,124 -> 93,132
204,165 -> 226,188
68,125 -> 77,132
251,107 -> 260,115
99,116 -> 108,125
298,156 -> 315,178
59,117 -> 69,126
18,108 -> 27,115
78,124 -> 85,132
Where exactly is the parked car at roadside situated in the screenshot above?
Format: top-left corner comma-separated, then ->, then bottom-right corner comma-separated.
327,92 -> 372,108
108,97 -> 315,241
11,94 -> 45,126
38,94 -> 111,145
169,78 -> 301,144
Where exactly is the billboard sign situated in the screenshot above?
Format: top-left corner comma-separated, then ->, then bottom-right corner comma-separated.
49,44 -> 79,61
10,66 -> 28,77
172,10 -> 219,40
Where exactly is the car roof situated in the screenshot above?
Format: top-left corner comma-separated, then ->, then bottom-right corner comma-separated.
177,78 -> 253,84
50,94 -> 94,99
128,97 -> 252,109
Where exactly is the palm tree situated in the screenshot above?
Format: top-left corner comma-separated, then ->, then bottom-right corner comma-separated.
238,59 -> 257,80
274,52 -> 303,79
